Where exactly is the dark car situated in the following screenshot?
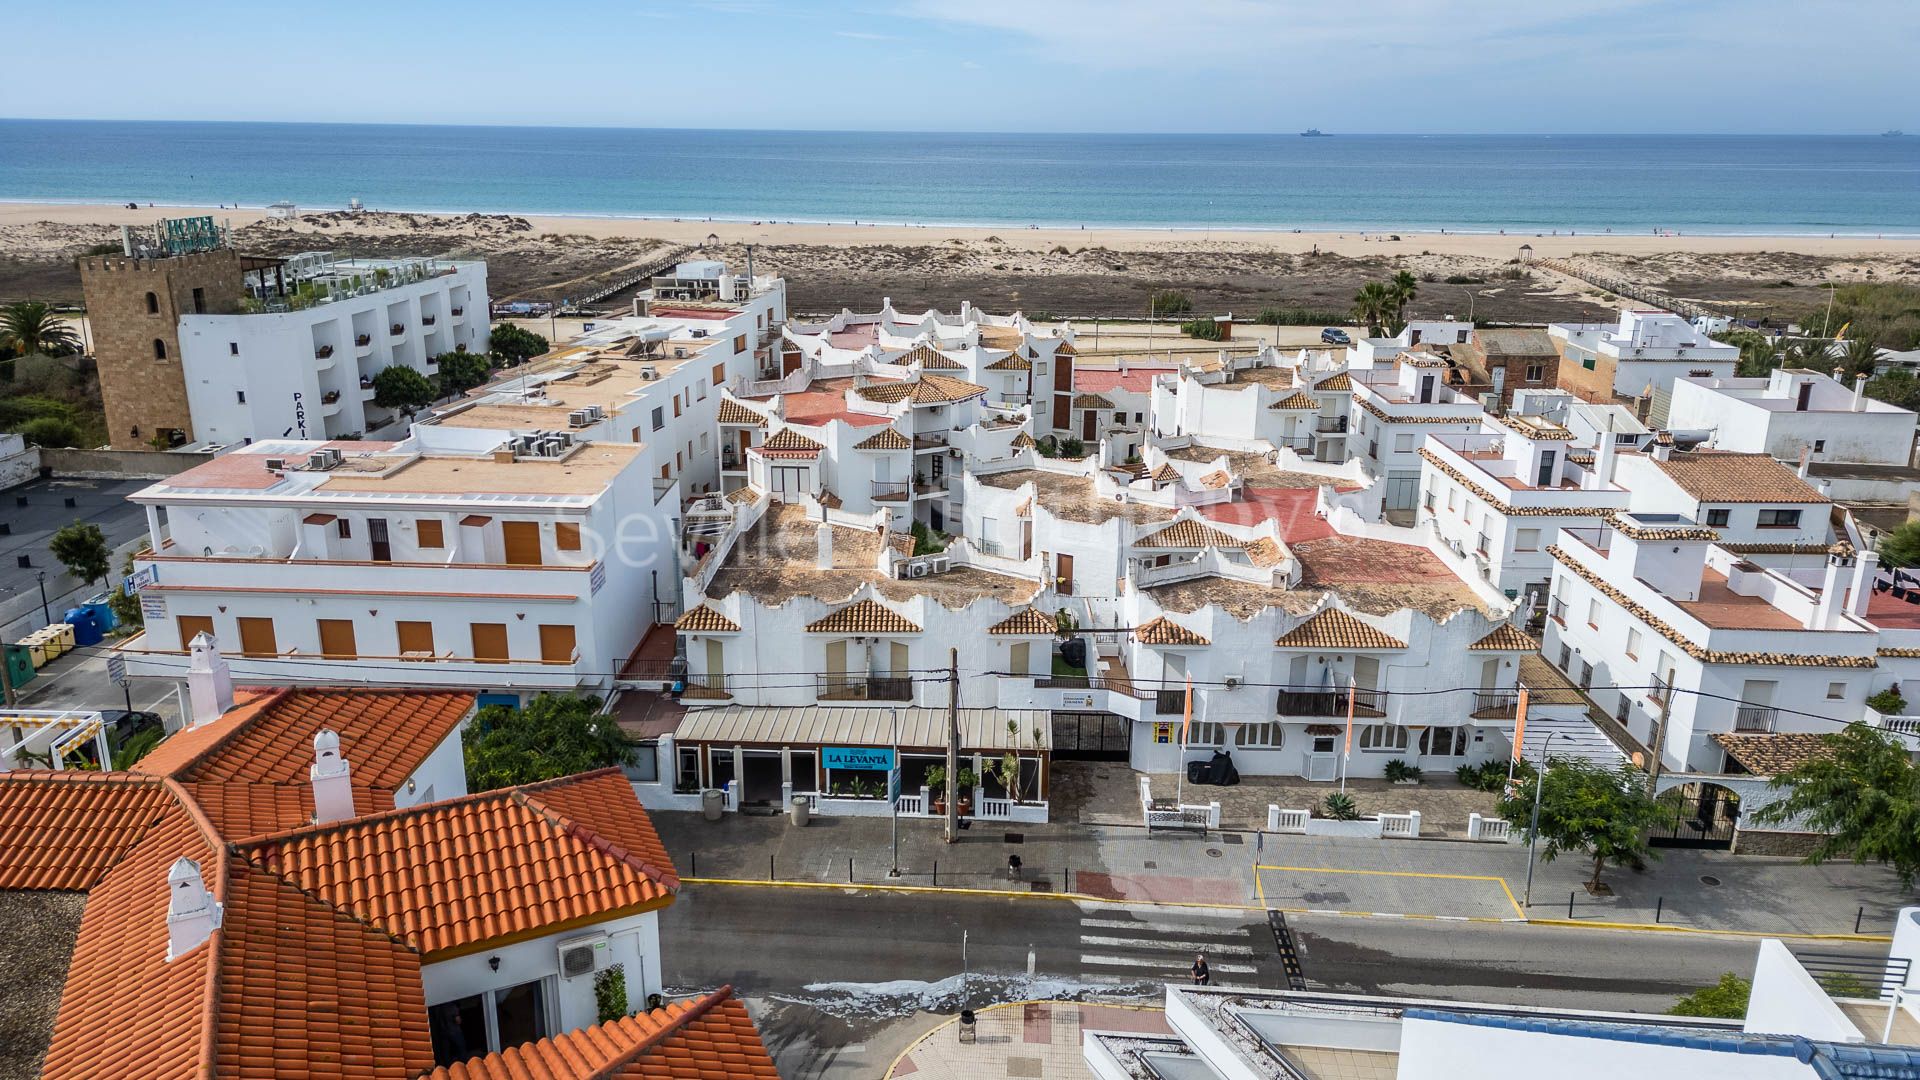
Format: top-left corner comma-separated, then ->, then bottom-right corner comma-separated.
1320,327 -> 1352,345
102,709 -> 163,744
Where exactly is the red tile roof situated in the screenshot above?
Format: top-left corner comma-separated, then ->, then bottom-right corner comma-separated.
1074,367 -> 1173,395
242,770 -> 677,958
0,771 -> 172,890
426,988 -> 779,1080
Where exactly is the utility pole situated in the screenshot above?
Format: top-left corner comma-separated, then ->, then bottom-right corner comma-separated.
944,647 -> 959,844
1,644 -> 15,708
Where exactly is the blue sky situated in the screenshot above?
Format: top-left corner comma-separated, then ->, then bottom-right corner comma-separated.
6,0 -> 1912,133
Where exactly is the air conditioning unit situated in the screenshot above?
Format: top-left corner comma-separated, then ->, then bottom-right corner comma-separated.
908,561 -> 931,578
584,404 -> 605,422
673,348 -> 688,359
568,409 -> 592,428
264,458 -> 286,472
691,329 -> 708,338
641,366 -> 659,380
557,932 -> 608,979
928,556 -> 951,574
306,452 -> 334,471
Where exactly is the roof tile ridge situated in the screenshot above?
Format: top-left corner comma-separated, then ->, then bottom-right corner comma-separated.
140,686 -> 296,779
590,986 -> 734,1077
513,775 -> 681,891
232,783 -> 520,850
156,775 -> 234,1080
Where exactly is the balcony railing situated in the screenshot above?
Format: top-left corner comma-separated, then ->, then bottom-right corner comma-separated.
1648,675 -> 1671,708
1315,416 -> 1349,433
390,323 -> 405,336
1549,598 -> 1568,626
816,674 -> 913,702
1472,690 -> 1518,718
315,345 -> 334,359
321,390 -> 341,405
1275,685 -> 1385,717
680,673 -> 734,700
1734,705 -> 1778,733
871,479 -> 910,501
1155,688 -> 1186,715
422,314 -> 436,326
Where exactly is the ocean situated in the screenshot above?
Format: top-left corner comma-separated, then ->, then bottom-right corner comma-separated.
1,119 -> 1916,235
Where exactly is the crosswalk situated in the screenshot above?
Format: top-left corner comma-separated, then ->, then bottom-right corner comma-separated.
1074,904 -> 1263,978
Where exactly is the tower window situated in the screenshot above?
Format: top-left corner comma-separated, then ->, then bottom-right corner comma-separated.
145,292 -> 159,314
152,339 -> 168,360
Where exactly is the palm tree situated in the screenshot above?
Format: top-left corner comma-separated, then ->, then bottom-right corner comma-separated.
1786,337 -> 1835,372
1352,282 -> 1394,338
1387,270 -> 1419,334
0,301 -> 82,359
1736,336 -> 1781,378
1840,334 -> 1881,378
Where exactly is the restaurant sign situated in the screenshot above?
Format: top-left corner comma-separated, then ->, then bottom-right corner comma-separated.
823,746 -> 895,771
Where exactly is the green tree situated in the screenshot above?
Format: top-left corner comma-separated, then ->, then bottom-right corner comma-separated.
1352,282 -> 1394,338
1668,974 -> 1750,1019
371,364 -> 436,415
433,350 -> 493,396
48,521 -> 111,587
1498,758 -> 1662,890
462,694 -> 634,792
0,301 -> 82,359
1734,335 -> 1783,378
488,323 -> 549,365
1387,269 -> 1419,332
1784,337 -> 1835,371
1880,521 -> 1920,568
1839,334 -> 1881,378
1866,370 -> 1920,412
1752,725 -> 1920,888
1180,318 -> 1224,341
108,554 -> 144,630
18,416 -> 83,448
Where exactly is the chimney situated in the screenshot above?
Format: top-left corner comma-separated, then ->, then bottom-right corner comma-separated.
166,857 -> 222,961
1798,446 -> 1812,479
1589,434 -> 1618,491
187,633 -> 234,727
1850,550 -> 1880,617
815,520 -> 834,569
1854,373 -> 1868,412
1812,545 -> 1854,629
310,729 -> 355,824
1650,431 -> 1673,461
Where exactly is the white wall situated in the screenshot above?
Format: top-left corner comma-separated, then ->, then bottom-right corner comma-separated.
1397,1014 -> 1809,1080
420,910 -> 663,1049
1745,938 -> 1865,1042
396,722 -> 471,808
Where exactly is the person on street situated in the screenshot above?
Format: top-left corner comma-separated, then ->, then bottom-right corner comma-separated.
1190,953 -> 1211,986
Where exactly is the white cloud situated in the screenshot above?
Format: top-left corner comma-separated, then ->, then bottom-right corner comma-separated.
835,29 -> 895,40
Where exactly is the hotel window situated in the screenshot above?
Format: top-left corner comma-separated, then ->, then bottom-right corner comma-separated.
1625,627 -> 1642,661
1394,433 -> 1414,452
397,621 -> 435,656
237,617 -> 277,658
555,522 -> 582,551
416,519 -> 445,548
153,339 -> 168,360
673,396 -> 682,418
229,342 -> 239,356
1185,722 -> 1224,748
712,361 -> 727,385
470,623 -> 509,663
538,624 -> 576,664
1705,508 -> 1730,527
1586,598 -> 1601,629
1524,364 -> 1545,382
651,407 -> 665,431
697,378 -> 709,401
1447,489 -> 1459,513
733,334 -> 748,352
1358,725 -> 1408,753
336,518 -> 351,539
1757,508 -> 1802,528
1515,528 -> 1541,552
1237,722 -> 1283,749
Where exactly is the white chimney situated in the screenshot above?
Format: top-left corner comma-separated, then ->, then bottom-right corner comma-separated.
1849,550 -> 1879,618
310,728 -> 355,824
815,521 -> 835,570
1798,446 -> 1812,479
1853,374 -> 1868,412
1590,435 -> 1618,491
1812,547 -> 1854,629
1650,435 -> 1673,462
166,857 -> 222,961
186,633 -> 234,727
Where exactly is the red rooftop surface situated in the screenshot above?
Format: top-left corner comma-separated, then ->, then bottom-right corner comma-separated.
1678,569 -> 1810,632
780,381 -> 894,427
1865,586 -> 1920,632
161,441 -> 402,490
1073,367 -> 1175,395
647,306 -> 736,321
1200,487 -> 1339,543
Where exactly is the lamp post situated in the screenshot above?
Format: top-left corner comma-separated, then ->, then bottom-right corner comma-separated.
1522,731 -> 1558,907
37,571 -> 52,626
888,706 -> 902,878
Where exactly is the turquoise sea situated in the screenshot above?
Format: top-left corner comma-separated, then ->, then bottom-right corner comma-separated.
1,120 -> 1916,235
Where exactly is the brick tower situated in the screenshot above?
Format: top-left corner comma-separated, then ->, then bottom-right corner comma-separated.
79,247 -> 244,449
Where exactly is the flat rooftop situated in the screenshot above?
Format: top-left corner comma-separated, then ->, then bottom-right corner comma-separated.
772,379 -> 894,428
319,443 -> 643,497
706,504 -> 1041,607
1149,534 -> 1482,618
976,469 -> 1177,525
1165,449 -> 1328,489
1865,586 -> 1920,632
1675,569 -> 1807,631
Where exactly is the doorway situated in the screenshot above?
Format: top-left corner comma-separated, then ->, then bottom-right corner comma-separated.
1305,734 -> 1338,781
1082,410 -> 1096,441
369,517 -> 391,562
1056,553 -> 1075,595
741,750 -> 783,806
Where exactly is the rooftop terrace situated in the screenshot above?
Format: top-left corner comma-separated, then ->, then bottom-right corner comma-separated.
977,469 -> 1178,525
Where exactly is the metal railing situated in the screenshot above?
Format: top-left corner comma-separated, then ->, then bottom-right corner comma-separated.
1735,705 -> 1778,733
816,674 -> 913,702
870,479 -> 910,501
1155,688 -> 1186,715
1315,416 -> 1349,433
1549,598 -> 1568,626
1649,674 -> 1672,707
1794,952 -> 1912,1000
1472,691 -> 1519,718
679,673 -> 734,699
1275,685 -> 1385,717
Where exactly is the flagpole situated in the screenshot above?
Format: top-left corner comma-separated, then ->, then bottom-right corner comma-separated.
1340,675 -> 1355,794
1177,675 -> 1194,804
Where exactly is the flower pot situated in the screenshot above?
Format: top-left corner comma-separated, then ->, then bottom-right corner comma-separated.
958,797 -> 974,816
1392,778 -> 1420,786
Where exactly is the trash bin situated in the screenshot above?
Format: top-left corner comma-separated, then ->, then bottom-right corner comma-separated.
83,594 -> 117,634
21,634 -> 48,669
64,607 -> 104,648
701,788 -> 725,821
3,643 -> 32,688
790,795 -> 811,827
958,1010 -> 977,1044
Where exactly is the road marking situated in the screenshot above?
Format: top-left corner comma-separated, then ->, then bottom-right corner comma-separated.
1078,917 -> 1251,935
1077,934 -> 1255,956
1080,954 -> 1257,974
1076,901 -> 1252,920
1255,864 -> 1527,922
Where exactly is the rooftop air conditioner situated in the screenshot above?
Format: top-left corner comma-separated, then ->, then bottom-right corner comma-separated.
306,452 -> 333,471
691,329 -> 708,338
568,409 -> 592,428
673,348 -> 688,359
641,366 -> 660,381
557,933 -> 608,979
928,556 -> 951,574
908,561 -> 931,578
264,458 -> 287,472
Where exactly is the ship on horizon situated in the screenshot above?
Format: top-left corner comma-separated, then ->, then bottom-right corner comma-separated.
1885,129 -> 1906,137
1300,128 -> 1332,137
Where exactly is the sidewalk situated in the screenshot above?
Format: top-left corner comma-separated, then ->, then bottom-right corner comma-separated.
1050,761 -> 1498,836
650,809 -> 1912,936
885,1002 -> 1171,1079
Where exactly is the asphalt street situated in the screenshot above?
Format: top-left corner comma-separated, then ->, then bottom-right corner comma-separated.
660,882 -> 1892,1079
0,476 -> 151,641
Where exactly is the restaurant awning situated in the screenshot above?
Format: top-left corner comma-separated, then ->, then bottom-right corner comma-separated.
675,706 -> 1051,752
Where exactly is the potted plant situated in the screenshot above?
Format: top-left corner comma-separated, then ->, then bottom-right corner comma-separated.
925,765 -> 947,813
1867,687 -> 1908,715
956,767 -> 978,815
1384,759 -> 1422,786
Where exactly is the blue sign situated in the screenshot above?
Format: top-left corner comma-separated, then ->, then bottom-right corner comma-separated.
823,746 -> 894,771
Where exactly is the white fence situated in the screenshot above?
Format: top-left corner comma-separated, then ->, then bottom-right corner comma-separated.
1466,813 -> 1514,842
1378,810 -> 1422,838
1267,803 -> 1421,839
1140,776 -> 1219,831
1268,806 -> 1310,833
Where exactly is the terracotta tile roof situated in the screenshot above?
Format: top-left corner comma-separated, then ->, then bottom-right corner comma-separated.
854,426 -> 912,450
1355,398 -> 1483,426
1711,732 -> 1833,776
1054,339 -> 1077,355
1135,616 -> 1209,646
1150,463 -> 1181,485
675,606 -> 741,633
1275,609 -> 1406,650
988,608 -> 1058,635
1469,623 -> 1540,651
425,988 -> 778,1080
806,598 -> 921,634
242,770 -> 677,959
136,688 -> 473,791
754,428 -> 824,457
887,531 -> 917,559
0,771 -> 173,890
856,374 -> 988,405
1011,432 -> 1036,449
1649,450 -> 1827,504
1072,393 -> 1115,410
894,343 -> 965,370
1419,448 -> 1613,518
1244,537 -> 1285,567
1314,372 -> 1353,392
985,354 -> 1031,371
715,399 -> 766,426
1400,350 -> 1450,368
1605,513 -> 1718,541
1496,414 -> 1576,441
1548,545 -> 1875,667
1137,519 -> 1248,549
1270,391 -> 1319,410
1199,469 -> 1231,489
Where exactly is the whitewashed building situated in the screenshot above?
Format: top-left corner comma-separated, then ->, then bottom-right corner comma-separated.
1665,368 -> 1918,466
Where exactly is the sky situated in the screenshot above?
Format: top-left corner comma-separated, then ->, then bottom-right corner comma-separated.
4,0 -> 1913,133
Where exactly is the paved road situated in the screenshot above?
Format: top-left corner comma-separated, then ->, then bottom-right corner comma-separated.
10,641 -> 182,726
1,476 -> 151,640
661,882 -> 1892,1079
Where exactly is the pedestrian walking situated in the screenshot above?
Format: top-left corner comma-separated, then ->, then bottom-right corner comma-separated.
1190,953 -> 1211,986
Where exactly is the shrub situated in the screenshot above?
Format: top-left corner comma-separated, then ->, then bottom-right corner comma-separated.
108,553 -> 143,630
489,323 -> 549,365
371,364 -> 436,414
1867,687 -> 1909,715
1181,318 -> 1224,341
1443,275 -> 1485,285
1668,974 -> 1750,1018
19,416 -> 83,448
1384,759 -> 1422,783
1255,307 -> 1345,326
1321,792 -> 1361,820
593,966 -> 628,1024
1457,758 -> 1534,793
1057,436 -> 1086,458
1150,291 -> 1192,317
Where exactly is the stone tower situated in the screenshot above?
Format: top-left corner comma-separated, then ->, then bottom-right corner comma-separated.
79,248 -> 245,449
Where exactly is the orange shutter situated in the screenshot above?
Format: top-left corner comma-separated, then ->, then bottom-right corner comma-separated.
317,619 -> 358,659
470,623 -> 509,663
237,617 -> 277,658
555,522 -> 582,551
416,519 -> 444,549
539,624 -> 577,663
176,614 -> 215,649
396,621 -> 435,656
501,522 -> 542,566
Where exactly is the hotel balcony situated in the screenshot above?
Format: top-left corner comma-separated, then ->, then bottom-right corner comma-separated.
1471,690 -> 1519,719
115,631 -> 586,691
1276,685 -> 1385,718
1315,416 -> 1349,434
816,674 -> 913,702
390,323 -> 406,337
871,479 -> 910,502
1734,705 -> 1778,733
355,333 -> 373,350
680,673 -> 734,701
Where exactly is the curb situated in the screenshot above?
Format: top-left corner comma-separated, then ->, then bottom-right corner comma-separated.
679,875 -> 1265,911
1522,918 -> 1893,943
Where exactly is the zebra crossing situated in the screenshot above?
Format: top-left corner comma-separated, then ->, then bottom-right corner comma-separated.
1074,904 -> 1266,978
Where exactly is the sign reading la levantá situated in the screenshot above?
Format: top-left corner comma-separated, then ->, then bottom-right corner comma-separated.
823,746 -> 895,771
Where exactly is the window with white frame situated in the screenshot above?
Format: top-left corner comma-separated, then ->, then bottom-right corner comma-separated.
1394,433 -> 1414,452
1185,722 -> 1224,747
1236,722 -> 1284,748
1625,627 -> 1642,660
1358,725 -> 1407,752
1586,598 -> 1601,629
1514,528 -> 1541,552
1826,681 -> 1846,700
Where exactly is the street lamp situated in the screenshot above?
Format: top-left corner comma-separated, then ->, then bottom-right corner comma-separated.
888,706 -> 902,878
1522,731 -> 1558,907
37,570 -> 52,625
1467,288 -> 1490,324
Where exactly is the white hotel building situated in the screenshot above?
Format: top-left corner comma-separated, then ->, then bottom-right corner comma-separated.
177,253 -> 490,447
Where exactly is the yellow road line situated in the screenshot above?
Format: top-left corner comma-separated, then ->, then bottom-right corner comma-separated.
1524,918 -> 1892,943
1253,864 -> 1527,921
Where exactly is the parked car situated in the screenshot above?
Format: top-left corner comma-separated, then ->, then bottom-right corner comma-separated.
1320,328 -> 1352,345
103,709 -> 163,744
